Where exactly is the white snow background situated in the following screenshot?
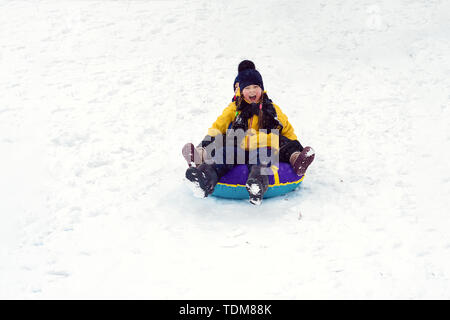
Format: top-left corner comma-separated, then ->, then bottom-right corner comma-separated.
1,0 -> 449,299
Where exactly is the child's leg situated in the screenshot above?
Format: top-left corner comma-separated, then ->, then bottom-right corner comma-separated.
182,143 -> 206,167
185,163 -> 219,197
290,147 -> 315,176
185,145 -> 238,197
212,145 -> 242,177
279,136 -> 315,176
278,135 -> 303,162
182,134 -> 226,167
245,147 -> 271,205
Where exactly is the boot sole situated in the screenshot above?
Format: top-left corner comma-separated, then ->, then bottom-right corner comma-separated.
185,167 -> 209,198
293,147 -> 315,176
246,178 -> 264,205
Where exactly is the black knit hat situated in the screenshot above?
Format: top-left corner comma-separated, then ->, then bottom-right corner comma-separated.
238,68 -> 264,92
233,60 -> 256,90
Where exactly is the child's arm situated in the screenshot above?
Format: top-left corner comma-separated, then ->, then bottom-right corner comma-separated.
273,104 -> 298,141
198,102 -> 237,148
271,104 -> 305,162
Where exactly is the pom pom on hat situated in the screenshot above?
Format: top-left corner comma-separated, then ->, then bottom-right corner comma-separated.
234,60 -> 256,91
238,60 -> 255,72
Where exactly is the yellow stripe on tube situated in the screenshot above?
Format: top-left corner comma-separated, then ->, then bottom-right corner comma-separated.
271,165 -> 280,185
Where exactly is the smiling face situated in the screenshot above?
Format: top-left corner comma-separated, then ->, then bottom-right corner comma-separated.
242,85 -> 262,103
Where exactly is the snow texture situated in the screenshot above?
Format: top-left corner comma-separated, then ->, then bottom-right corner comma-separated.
247,184 -> 261,196
306,148 -> 315,157
1,0 -> 450,299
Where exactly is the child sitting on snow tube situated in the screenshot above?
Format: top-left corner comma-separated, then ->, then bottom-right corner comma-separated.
182,60 -> 315,205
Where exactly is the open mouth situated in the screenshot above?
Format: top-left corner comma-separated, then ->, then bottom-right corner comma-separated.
249,95 -> 257,100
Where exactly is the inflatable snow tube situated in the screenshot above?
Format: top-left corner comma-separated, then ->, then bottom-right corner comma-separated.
211,162 -> 304,199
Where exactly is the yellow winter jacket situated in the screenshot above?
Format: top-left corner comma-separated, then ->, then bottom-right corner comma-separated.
206,100 -> 298,150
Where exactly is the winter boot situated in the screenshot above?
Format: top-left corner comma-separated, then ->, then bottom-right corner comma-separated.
182,143 -> 206,167
185,163 -> 219,198
290,146 -> 315,176
245,165 -> 269,205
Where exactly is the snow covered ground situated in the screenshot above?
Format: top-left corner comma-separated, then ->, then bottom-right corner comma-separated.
1,0 -> 449,299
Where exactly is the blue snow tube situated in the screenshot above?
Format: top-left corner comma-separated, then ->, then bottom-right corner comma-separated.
211,162 -> 304,199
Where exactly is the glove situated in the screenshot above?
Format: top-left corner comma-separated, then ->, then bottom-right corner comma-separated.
231,113 -> 247,131
232,103 -> 259,130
